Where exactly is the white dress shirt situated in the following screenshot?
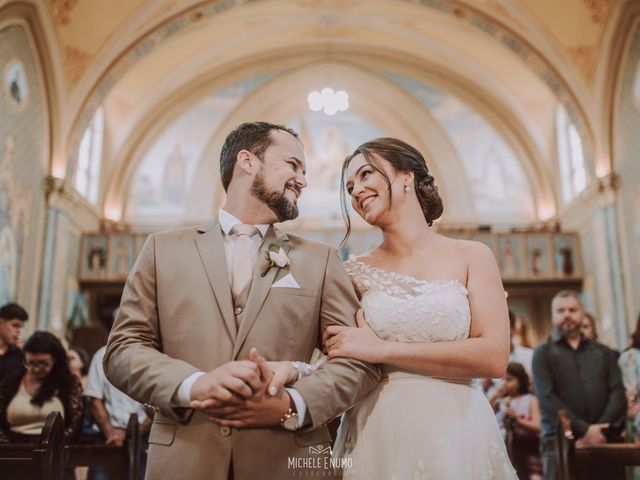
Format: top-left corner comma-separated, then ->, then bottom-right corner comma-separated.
85,346 -> 147,429
176,209 -> 307,424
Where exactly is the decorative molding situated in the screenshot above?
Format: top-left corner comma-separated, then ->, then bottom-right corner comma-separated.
582,0 -> 615,25
44,175 -> 100,231
567,46 -> 599,86
63,44 -> 91,86
49,0 -> 79,26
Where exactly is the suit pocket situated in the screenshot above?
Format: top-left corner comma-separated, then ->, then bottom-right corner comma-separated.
269,287 -> 314,298
149,422 -> 177,446
294,426 -> 331,447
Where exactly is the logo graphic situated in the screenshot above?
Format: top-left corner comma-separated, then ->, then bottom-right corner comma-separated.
309,445 -> 332,455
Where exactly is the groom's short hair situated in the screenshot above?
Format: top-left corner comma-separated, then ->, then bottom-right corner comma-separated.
219,121 -> 298,191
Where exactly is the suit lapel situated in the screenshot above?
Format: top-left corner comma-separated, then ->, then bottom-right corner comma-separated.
195,220 -> 237,339
232,225 -> 290,358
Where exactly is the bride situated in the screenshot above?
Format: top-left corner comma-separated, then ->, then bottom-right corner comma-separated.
325,137 -> 517,479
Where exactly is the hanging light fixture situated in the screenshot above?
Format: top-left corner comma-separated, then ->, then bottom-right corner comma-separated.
308,15 -> 349,115
307,87 -> 349,115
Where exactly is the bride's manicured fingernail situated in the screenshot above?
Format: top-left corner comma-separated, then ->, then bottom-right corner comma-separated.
269,386 -> 277,396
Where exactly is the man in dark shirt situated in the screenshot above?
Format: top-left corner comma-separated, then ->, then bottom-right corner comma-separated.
533,290 -> 626,480
0,303 -> 28,381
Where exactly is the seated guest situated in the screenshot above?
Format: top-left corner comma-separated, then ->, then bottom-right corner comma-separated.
67,345 -> 98,440
618,311 -> 640,442
533,290 -> 626,480
490,362 -> 540,438
67,346 -> 89,390
0,302 -> 28,379
0,331 -> 83,442
85,344 -> 151,479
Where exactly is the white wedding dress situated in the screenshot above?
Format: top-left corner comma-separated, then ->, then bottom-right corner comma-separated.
333,259 -> 517,480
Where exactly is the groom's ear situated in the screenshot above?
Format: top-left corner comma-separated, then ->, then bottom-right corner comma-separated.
237,150 -> 256,175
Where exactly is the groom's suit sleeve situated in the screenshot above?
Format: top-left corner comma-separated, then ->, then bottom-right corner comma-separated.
103,234 -> 199,422
292,247 -> 381,429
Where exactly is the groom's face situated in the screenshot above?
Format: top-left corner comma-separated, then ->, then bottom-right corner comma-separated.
250,130 -> 307,222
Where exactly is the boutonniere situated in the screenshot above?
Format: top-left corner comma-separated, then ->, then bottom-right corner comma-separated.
261,243 -> 290,277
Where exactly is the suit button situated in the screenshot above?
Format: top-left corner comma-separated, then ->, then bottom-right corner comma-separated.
234,307 -> 242,315
220,426 -> 231,437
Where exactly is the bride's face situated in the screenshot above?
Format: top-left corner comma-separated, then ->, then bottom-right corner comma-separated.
344,153 -> 406,226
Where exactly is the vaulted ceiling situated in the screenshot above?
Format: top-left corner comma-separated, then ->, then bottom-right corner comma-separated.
3,0 -> 632,227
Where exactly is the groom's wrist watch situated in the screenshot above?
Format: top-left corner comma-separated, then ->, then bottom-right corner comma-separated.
280,408 -> 300,431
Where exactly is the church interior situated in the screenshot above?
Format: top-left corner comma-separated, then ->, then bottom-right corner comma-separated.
0,0 -> 639,359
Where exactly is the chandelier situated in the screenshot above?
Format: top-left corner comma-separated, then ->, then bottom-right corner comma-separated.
307,87 -> 349,115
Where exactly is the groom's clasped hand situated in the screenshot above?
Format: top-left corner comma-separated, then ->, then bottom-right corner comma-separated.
188,347 -> 297,428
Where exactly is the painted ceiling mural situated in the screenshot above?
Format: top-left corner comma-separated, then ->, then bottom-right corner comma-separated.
125,68 -> 536,223
289,111 -> 384,222
385,72 -> 535,219
125,74 -> 274,220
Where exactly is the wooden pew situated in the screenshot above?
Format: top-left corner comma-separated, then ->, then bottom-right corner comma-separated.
556,410 -> 640,479
0,411 -> 64,480
505,419 -> 542,478
64,413 -> 140,480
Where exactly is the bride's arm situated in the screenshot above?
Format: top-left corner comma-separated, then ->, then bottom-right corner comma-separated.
325,242 -> 510,379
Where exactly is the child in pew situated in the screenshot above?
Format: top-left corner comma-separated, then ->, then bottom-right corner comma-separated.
490,362 -> 541,439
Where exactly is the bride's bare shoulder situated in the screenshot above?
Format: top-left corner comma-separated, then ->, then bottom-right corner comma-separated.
442,236 -> 496,261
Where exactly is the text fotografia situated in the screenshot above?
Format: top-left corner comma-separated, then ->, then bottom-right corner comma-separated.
287,445 -> 352,476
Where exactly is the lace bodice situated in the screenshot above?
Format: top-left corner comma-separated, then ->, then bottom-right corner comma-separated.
344,259 -> 471,343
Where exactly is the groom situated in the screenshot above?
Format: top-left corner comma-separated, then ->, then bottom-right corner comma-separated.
104,121 -> 380,480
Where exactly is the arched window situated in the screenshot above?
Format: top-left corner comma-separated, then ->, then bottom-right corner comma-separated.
556,104 -> 586,205
75,108 -> 104,205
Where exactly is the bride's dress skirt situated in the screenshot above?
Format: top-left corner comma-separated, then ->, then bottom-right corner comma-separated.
334,369 -> 517,480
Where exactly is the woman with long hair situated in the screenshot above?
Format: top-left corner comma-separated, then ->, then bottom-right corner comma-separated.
67,345 -> 89,389
325,137 -> 516,479
0,331 -> 83,442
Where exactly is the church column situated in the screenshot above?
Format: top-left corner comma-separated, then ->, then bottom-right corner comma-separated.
37,176 -> 99,338
561,173 -> 628,348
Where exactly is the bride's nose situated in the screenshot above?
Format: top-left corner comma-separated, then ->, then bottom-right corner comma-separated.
352,182 -> 365,198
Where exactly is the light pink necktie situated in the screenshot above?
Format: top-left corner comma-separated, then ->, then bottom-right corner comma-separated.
230,224 -> 259,296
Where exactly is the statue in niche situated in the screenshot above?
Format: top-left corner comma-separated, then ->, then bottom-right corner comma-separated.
115,239 -> 131,276
87,241 -> 106,274
162,145 -> 187,204
559,244 -> 574,276
502,239 -> 517,276
531,246 -> 542,276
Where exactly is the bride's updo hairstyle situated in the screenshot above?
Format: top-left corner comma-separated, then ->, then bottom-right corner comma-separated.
340,137 -> 443,246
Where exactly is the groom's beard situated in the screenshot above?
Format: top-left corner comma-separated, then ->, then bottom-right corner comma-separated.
251,172 -> 300,222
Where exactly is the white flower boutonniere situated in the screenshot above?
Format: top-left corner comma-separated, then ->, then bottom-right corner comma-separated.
262,243 -> 290,277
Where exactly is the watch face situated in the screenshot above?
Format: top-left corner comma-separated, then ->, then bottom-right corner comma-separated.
284,413 -> 299,430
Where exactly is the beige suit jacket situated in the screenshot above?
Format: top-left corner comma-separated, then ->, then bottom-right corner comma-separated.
104,220 -> 380,480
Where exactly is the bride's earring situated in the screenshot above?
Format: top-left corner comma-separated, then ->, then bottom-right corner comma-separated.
404,185 -> 410,193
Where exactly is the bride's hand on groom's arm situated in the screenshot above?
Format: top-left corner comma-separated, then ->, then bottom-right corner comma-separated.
324,309 -> 385,363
